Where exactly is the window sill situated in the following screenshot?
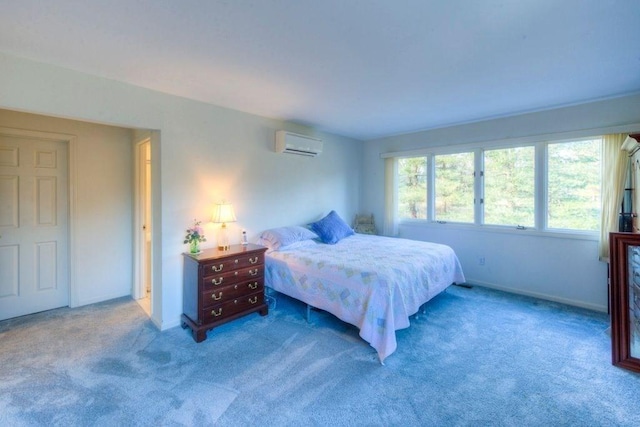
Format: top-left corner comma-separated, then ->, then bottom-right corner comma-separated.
399,219 -> 599,241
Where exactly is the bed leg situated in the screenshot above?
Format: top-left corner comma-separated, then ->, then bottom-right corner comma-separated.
306,304 -> 311,323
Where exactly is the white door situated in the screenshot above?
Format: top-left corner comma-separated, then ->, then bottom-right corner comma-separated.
143,141 -> 151,295
0,133 -> 69,321
133,139 -> 153,315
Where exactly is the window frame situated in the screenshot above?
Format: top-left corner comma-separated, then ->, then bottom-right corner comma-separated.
433,150 -> 476,225
544,137 -> 602,232
396,156 -> 428,220
391,136 -> 603,239
482,144 -> 536,229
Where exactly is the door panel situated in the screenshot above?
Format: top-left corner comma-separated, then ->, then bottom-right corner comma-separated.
36,241 -> 57,291
0,133 -> 68,320
0,175 -> 18,227
36,176 -> 57,226
0,245 -> 19,297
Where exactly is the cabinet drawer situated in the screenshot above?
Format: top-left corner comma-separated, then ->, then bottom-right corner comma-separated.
201,253 -> 264,275
202,292 -> 265,323
202,279 -> 264,308
202,266 -> 264,289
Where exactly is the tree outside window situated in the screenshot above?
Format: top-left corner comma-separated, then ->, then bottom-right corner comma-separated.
484,146 -> 535,227
547,139 -> 601,230
398,157 -> 427,219
394,137 -> 601,232
435,152 -> 474,223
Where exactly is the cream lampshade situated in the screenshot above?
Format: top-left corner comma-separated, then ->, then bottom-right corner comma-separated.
211,202 -> 237,250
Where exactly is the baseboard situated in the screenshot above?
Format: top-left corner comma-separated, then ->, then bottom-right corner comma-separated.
73,292 -> 131,308
161,318 -> 182,331
467,279 -> 608,313
146,314 -> 161,330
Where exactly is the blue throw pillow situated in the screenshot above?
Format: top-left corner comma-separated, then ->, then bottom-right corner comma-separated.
309,210 -> 354,244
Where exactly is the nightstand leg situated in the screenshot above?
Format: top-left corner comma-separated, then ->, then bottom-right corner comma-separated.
194,329 -> 206,343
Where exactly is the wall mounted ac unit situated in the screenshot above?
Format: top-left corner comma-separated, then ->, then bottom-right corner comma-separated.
275,130 -> 323,157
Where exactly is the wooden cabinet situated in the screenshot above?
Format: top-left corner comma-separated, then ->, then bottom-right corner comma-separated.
609,232 -> 640,373
181,243 -> 268,342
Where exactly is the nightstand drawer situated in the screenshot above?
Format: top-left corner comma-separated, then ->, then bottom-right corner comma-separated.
201,253 -> 264,275
202,279 -> 264,308
202,292 -> 265,323
202,266 -> 263,289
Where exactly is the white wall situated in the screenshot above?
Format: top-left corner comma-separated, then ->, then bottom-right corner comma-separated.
362,94 -> 640,312
6,48 -> 634,319
0,109 -> 134,306
0,53 -> 362,329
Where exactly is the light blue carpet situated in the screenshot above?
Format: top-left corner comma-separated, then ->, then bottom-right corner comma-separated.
1,285 -> 639,426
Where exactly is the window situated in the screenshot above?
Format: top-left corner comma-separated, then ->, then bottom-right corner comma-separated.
484,146 -> 535,227
434,152 -> 474,223
392,136 -> 602,233
398,157 -> 427,219
547,139 -> 601,231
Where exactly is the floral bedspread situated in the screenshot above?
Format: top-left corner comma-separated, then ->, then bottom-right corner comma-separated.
264,234 -> 466,362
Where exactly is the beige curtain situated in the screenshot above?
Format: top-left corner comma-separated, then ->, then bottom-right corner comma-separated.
383,157 -> 398,236
599,134 -> 629,261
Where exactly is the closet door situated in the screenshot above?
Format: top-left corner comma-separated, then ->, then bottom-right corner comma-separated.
0,132 -> 69,321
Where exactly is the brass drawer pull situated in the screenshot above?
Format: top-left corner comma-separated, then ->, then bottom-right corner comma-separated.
249,256 -> 259,264
211,277 -> 223,286
249,296 -> 258,304
211,292 -> 222,300
211,308 -> 222,317
248,282 -> 258,290
211,264 -> 223,272
249,268 -> 258,276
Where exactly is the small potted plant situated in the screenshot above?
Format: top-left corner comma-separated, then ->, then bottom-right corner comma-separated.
184,219 -> 206,254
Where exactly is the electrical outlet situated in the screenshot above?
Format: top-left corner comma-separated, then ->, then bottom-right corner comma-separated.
478,257 -> 485,266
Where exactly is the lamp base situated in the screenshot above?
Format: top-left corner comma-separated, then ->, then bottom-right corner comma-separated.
217,224 -> 231,251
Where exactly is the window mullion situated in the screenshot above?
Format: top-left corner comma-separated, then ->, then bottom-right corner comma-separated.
536,142 -> 547,230
475,148 -> 484,225
427,154 -> 435,222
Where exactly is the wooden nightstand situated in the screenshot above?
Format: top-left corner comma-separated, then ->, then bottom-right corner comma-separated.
181,243 -> 268,342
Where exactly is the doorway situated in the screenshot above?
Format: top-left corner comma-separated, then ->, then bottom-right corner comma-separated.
134,137 -> 152,315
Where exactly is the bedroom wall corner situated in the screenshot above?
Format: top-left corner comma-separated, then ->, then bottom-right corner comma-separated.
0,52 -> 363,330
360,93 -> 640,312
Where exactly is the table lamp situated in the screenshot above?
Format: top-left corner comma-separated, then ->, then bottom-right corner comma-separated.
211,202 -> 236,250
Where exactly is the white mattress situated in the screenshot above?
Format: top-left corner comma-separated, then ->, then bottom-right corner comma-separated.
265,234 -> 466,362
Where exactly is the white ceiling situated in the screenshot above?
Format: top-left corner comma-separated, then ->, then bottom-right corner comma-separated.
1,0 -> 639,140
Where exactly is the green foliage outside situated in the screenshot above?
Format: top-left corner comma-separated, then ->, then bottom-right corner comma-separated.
435,152 -> 474,222
398,157 -> 427,219
484,146 -> 535,227
397,139 -> 601,231
547,139 -> 601,230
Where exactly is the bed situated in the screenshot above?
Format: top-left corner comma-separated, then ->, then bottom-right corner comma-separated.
259,212 -> 466,363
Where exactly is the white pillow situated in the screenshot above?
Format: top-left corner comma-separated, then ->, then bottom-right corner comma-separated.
258,226 -> 318,251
